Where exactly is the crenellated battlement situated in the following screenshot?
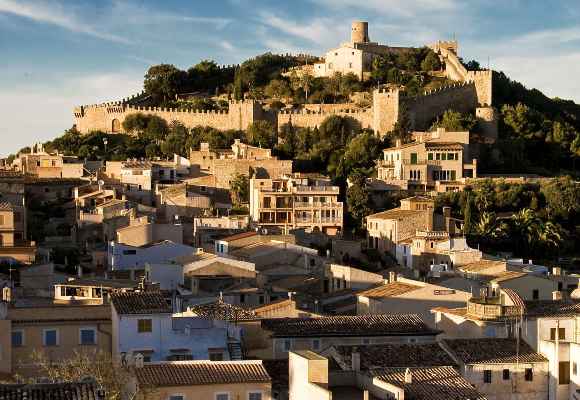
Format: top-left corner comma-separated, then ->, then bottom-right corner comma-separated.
278,107 -> 371,116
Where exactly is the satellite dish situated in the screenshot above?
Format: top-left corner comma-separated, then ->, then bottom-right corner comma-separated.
98,180 -> 104,186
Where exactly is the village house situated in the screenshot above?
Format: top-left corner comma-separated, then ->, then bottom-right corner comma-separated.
12,143 -> 84,179
249,173 -> 343,235
108,240 -> 195,270
366,196 -> 463,270
254,314 -> 440,359
3,299 -> 111,377
192,214 -> 249,251
189,140 -> 292,189
441,338 -> 549,400
288,349 -> 486,400
356,274 -> 471,328
132,360 -> 272,400
376,128 -> 477,192
111,291 -> 244,364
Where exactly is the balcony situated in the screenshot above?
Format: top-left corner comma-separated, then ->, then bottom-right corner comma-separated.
294,185 -> 340,194
467,296 -> 523,320
294,202 -> 343,209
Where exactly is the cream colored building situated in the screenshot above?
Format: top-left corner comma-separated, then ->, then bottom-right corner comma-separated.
189,140 -> 292,189
116,217 -> 183,247
13,144 -> 84,179
377,128 -> 477,192
133,360 -> 272,400
366,196 -> 463,269
357,275 -> 471,328
6,302 -> 112,377
0,199 -> 36,264
313,21 -> 408,80
250,173 -> 343,235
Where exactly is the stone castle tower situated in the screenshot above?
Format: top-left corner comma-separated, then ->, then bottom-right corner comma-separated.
351,21 -> 370,44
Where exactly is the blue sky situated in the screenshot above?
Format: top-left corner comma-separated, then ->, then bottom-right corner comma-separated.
1,0 -> 580,155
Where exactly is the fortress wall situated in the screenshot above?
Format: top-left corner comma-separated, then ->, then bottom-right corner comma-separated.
468,70 -> 493,106
405,83 -> 477,130
372,88 -> 400,136
277,108 -> 373,132
210,159 -> 293,188
73,100 -> 260,134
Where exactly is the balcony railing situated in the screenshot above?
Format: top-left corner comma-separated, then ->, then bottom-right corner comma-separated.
294,202 -> 343,208
294,185 -> 340,193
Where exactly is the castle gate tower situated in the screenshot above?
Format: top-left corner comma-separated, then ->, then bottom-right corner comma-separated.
351,21 -> 370,44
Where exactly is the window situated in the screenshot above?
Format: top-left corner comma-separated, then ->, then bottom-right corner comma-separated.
137,319 -> 152,333
209,349 -> 224,361
80,328 -> 96,345
215,394 -> 230,400
123,249 -> 137,255
12,330 -> 23,347
312,339 -> 321,350
283,340 -> 292,352
169,395 -> 184,400
428,153 -> 433,160
0,215 -> 4,225
248,393 -> 262,400
483,370 -> 492,383
550,327 -> 566,340
503,369 -> 510,380
43,329 -> 58,347
532,289 -> 539,300
573,362 -> 577,376
362,338 -> 370,345
525,368 -> 533,381
559,362 -> 570,385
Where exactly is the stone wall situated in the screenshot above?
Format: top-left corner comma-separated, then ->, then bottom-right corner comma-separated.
74,99 -> 262,134
277,108 -> 374,132
405,83 -> 478,130
211,158 -> 293,188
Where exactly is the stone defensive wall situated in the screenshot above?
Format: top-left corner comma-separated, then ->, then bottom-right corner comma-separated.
277,107 -> 374,132
404,82 -> 478,130
73,98 -> 262,134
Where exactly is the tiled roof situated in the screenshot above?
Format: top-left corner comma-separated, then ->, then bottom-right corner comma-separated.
443,338 -> 547,364
189,299 -> 258,321
524,300 -> 580,318
334,343 -> 455,370
491,271 -> 527,283
367,208 -> 423,221
122,160 -> 152,169
357,282 -> 421,299
110,291 -> 171,315
0,201 -> 14,210
252,299 -> 295,314
424,142 -> 464,150
261,314 -> 437,338
135,361 -> 271,387
458,260 -> 506,274
0,381 -> 102,400
372,366 -> 487,400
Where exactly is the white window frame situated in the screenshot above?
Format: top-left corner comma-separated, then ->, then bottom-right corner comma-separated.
247,391 -> 263,400
42,328 -> 59,347
79,326 -> 97,345
168,394 -> 185,400
215,393 -> 230,400
12,329 -> 25,347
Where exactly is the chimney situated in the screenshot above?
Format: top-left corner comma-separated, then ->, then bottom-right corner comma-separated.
389,272 -> 397,283
77,265 -> 83,278
552,267 -> 562,276
404,368 -> 412,383
395,139 -> 402,148
351,351 -> 361,371
553,291 -> 563,301
363,391 -> 369,400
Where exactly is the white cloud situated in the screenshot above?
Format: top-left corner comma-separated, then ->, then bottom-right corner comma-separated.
309,0 -> 460,17
0,0 -> 133,44
259,12 -> 344,46
219,40 -> 235,51
0,72 -> 142,156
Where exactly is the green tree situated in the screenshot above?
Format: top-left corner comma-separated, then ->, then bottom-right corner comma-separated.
421,51 -> 441,72
230,173 -> 249,207
144,64 -> 186,103
246,121 -> 276,148
431,110 -> 477,132
161,121 -> 189,156
264,79 -> 291,99
463,192 -> 473,235
347,170 -> 372,232
540,176 -> 580,220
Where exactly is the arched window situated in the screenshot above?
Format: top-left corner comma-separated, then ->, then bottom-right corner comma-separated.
111,119 -> 121,133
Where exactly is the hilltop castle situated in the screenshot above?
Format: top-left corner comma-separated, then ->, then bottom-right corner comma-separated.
73,21 -> 496,141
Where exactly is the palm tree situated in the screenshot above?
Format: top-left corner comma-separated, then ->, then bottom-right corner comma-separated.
300,72 -> 314,102
536,221 -> 564,250
510,208 -> 538,255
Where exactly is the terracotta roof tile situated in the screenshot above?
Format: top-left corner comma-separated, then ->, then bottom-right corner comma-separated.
524,300 -> 580,318
443,338 -> 547,364
261,314 -> 438,338
110,291 -> 171,315
334,343 -> 455,369
0,381 -> 102,400
220,231 -> 257,242
357,282 -> 421,299
135,361 -> 271,387
189,300 -> 258,321
372,366 -> 487,400
367,208 -> 424,221
491,271 -> 527,283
